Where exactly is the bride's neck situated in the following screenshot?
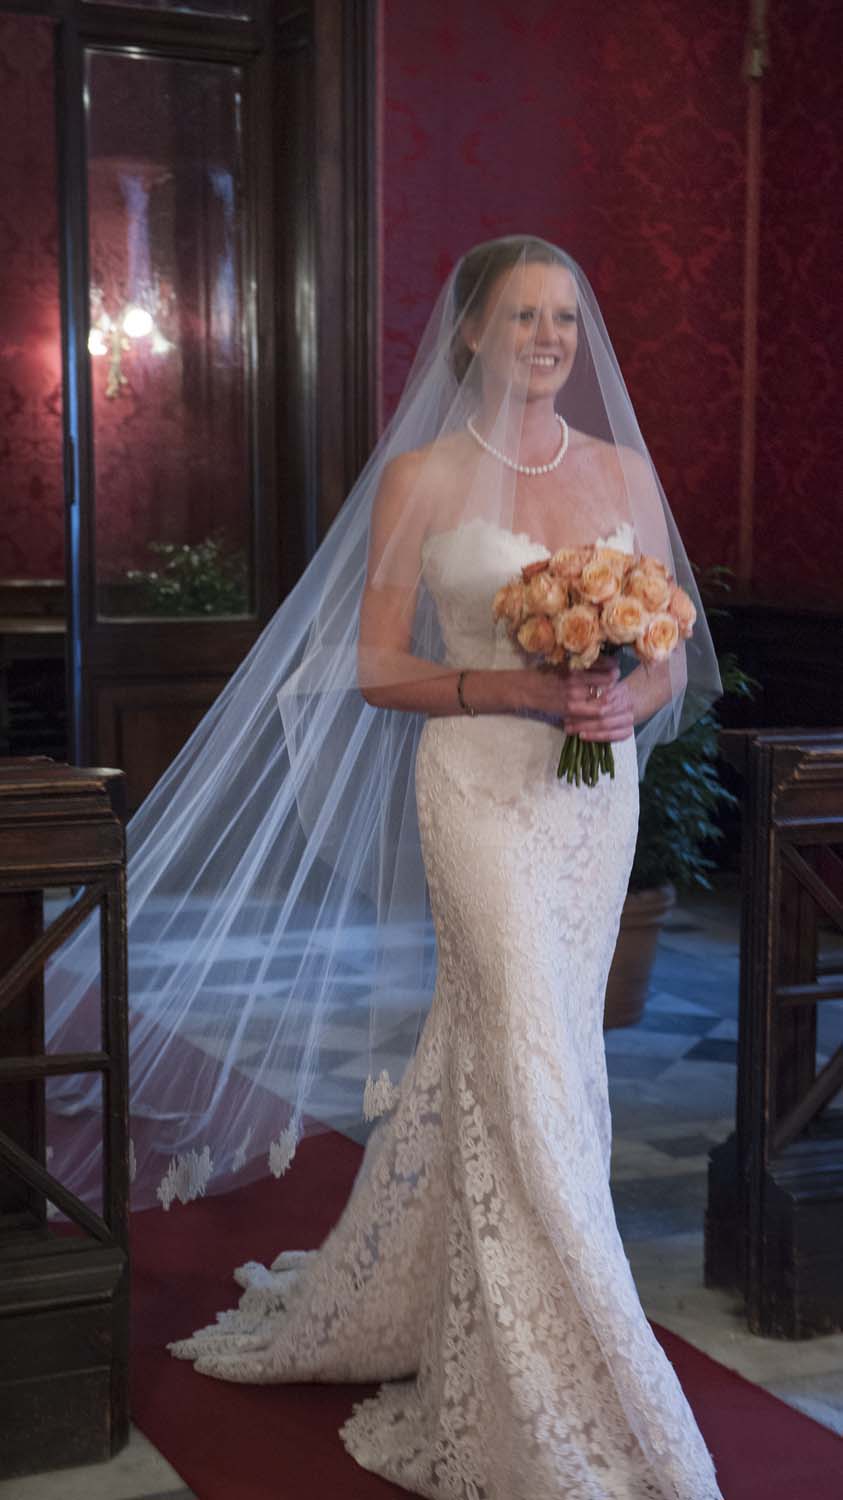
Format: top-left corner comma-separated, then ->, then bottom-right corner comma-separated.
473,395 -> 561,464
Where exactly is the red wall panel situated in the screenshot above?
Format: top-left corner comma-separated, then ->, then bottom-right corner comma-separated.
0,17 -> 64,581
753,0 -> 843,604
0,4 -> 839,607
380,0 -> 842,603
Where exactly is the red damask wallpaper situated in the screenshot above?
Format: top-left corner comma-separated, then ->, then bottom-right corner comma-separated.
1,4 -> 840,605
754,0 -> 842,603
0,17 -> 64,580
380,0 -> 842,603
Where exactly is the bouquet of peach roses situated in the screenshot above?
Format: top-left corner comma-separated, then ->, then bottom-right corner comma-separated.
492,542 -> 696,787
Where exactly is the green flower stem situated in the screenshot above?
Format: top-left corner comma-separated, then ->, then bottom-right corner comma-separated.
557,732 -> 616,786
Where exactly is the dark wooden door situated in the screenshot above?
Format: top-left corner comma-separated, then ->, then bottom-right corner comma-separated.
54,0 -> 375,811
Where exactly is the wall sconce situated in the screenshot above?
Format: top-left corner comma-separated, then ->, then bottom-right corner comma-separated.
88,285 -> 174,399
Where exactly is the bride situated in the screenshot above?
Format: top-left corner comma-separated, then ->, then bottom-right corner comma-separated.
50,237 -> 724,1498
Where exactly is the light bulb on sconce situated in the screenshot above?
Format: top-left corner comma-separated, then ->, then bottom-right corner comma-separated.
122,305 -> 154,339
88,285 -> 175,397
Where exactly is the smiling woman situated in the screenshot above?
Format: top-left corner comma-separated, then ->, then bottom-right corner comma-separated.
49,236 -> 723,1500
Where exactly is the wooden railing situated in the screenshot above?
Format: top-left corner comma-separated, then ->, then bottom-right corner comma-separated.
0,757 -> 129,1479
705,729 -> 843,1337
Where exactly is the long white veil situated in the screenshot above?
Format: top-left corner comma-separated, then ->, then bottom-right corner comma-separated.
45,238 -> 721,1211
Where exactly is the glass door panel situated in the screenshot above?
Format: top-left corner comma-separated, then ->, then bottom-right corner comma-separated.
84,48 -> 253,619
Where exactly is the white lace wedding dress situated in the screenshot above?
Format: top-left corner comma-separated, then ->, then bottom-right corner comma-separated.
170,519 -> 724,1500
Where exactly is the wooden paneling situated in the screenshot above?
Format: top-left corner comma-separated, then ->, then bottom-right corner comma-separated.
709,599 -> 843,732
93,676 -> 228,811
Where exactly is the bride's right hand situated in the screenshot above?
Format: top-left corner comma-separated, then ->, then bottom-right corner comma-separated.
519,656 -> 620,723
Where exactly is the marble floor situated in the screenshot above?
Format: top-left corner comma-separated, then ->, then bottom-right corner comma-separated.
5,874 -> 842,1498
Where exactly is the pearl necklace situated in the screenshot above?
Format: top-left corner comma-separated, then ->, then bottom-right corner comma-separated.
466,412 -> 569,476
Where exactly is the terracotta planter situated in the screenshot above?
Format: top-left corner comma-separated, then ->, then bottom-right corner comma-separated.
603,882 -> 677,1030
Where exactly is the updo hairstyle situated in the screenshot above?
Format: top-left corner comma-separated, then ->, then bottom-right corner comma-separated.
450,236 -> 572,383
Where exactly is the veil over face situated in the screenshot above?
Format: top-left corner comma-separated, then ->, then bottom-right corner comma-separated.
44,238 -> 721,1213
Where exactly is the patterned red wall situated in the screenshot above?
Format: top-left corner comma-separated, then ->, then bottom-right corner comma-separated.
1,5 -> 840,605
0,17 -> 64,580
380,0 -> 842,603
754,0 -> 842,605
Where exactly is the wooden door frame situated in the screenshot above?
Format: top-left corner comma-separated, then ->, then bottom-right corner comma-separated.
44,0 -> 376,787
274,0 -> 378,580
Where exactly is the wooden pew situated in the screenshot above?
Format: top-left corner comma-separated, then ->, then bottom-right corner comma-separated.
706,729 -> 843,1337
0,758 -> 129,1478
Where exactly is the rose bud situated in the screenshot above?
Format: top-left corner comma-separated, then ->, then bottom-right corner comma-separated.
668,584 -> 697,639
602,594 -> 648,645
493,581 -> 526,626
517,615 -> 556,655
625,564 -> 673,613
554,603 -> 601,656
635,612 -> 680,662
577,559 -> 621,606
525,571 -> 568,614
548,546 -> 592,580
569,639 -> 603,670
593,545 -> 631,580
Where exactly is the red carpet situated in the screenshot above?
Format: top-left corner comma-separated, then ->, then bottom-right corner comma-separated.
130,1131 -> 843,1500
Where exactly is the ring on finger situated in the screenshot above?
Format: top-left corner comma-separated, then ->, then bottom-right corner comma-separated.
588,684 -> 604,701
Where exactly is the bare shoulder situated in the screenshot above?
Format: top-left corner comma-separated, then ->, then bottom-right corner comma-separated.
380,432 -> 469,494
377,433 -> 474,538
569,430 -> 653,495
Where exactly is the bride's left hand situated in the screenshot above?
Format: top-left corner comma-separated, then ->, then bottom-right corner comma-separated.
563,666 -> 635,741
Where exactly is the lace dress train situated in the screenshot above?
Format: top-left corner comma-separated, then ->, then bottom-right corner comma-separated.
170,524 -> 724,1500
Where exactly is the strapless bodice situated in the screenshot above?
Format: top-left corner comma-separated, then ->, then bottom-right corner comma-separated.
420,517 -> 635,671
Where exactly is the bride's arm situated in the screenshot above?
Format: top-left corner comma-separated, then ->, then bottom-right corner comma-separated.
624,649 -> 686,727
358,456 -> 633,728
357,455 -> 572,720
358,454 -> 529,716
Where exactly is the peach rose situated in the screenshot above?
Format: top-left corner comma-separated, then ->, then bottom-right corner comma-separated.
602,593 -> 648,645
525,571 -> 568,615
625,563 -> 673,613
554,603 -> 602,657
521,557 -> 550,582
635,612 -> 680,663
546,642 -> 570,667
492,581 -> 526,626
577,558 -> 621,606
517,615 -> 556,656
569,639 -> 603,671
593,545 -> 631,580
668,584 -> 697,639
548,546 -> 590,580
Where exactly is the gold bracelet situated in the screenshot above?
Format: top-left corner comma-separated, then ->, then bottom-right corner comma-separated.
457,670 -> 478,717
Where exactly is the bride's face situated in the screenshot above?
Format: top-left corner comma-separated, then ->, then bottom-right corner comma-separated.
466,261 -> 578,402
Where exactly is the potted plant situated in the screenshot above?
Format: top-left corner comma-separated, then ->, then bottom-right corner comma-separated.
603,573 -> 758,1029
125,533 -> 249,617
